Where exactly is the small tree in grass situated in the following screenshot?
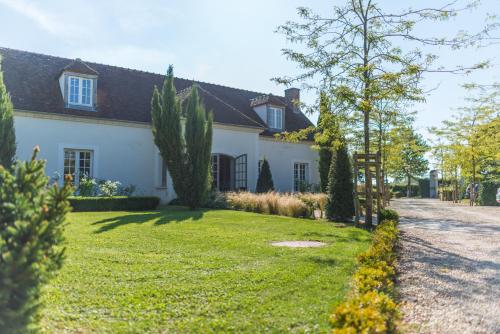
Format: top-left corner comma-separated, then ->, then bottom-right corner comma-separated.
256,158 -> 274,193
0,58 -> 16,169
151,65 -> 213,209
326,144 -> 355,222
0,147 -> 73,333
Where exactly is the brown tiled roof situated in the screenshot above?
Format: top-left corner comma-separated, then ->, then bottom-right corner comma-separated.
0,47 -> 313,135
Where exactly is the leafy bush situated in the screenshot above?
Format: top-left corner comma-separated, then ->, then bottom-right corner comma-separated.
478,180 -> 499,206
354,261 -> 395,295
203,191 -> 228,209
69,196 -> 160,211
331,215 -> 400,333
418,178 -> 430,198
0,149 -> 73,333
297,192 -> 328,217
330,291 -> 399,334
256,158 -> 274,193
379,209 -> 399,224
391,184 -> 419,198
98,180 -> 121,197
78,175 -> 98,196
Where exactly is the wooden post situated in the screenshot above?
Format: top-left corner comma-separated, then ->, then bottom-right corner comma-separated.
353,152 -> 360,224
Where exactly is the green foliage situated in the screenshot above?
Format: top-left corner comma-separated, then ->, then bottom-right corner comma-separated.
326,145 -> 354,222
69,196 -> 160,212
331,216 -> 400,333
0,148 -> 73,333
319,147 -> 332,193
41,207 -> 371,332
317,92 -> 336,193
379,209 -> 399,223
256,158 -> 274,193
151,66 -> 213,209
418,178 -> 430,198
330,291 -> 399,334
478,180 -> 499,206
0,58 -> 16,169
391,184 -> 419,198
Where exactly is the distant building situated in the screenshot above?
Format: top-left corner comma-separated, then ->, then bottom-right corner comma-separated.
430,170 -> 439,198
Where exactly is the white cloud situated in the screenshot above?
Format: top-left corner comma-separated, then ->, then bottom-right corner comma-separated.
0,0 -> 81,36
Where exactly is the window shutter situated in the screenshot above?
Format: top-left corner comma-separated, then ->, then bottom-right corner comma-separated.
92,78 -> 97,110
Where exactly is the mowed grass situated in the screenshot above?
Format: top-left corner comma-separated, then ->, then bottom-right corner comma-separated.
41,206 -> 371,333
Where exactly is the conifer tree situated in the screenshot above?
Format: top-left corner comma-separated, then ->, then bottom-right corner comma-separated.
151,66 -> 213,209
326,144 -> 355,222
256,158 -> 274,193
183,86 -> 213,209
0,59 -> 16,169
0,148 -> 73,333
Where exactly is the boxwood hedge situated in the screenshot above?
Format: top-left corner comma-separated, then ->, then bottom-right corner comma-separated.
69,196 -> 160,212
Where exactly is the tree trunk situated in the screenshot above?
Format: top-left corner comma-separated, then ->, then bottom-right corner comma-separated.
407,173 -> 411,198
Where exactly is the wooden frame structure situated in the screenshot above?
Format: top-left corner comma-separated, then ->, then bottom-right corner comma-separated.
353,151 -> 384,224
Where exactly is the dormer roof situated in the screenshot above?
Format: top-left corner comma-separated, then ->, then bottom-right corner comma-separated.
61,58 -> 99,76
250,94 -> 287,108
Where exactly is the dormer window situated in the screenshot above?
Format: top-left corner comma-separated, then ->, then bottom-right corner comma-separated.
69,76 -> 93,107
268,107 -> 283,130
59,58 -> 98,111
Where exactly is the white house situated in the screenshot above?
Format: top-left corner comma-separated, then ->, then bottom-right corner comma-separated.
1,47 -> 319,203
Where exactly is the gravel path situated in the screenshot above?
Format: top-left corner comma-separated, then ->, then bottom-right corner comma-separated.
391,198 -> 500,334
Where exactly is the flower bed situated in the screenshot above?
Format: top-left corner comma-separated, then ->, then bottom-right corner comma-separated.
330,208 -> 400,333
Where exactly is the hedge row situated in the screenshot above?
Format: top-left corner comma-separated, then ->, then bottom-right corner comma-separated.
478,181 -> 499,206
331,209 -> 400,333
69,196 -> 160,212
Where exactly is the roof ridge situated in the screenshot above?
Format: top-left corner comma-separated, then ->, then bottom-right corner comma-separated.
197,85 -> 265,128
0,46 -> 282,98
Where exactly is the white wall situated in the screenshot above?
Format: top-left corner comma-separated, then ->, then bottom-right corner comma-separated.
259,137 -> 319,192
14,113 -> 263,202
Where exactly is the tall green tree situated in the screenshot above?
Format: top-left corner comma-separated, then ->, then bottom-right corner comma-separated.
183,86 -> 213,209
274,0 -> 492,226
0,148 -> 73,333
317,92 -> 333,193
256,158 -> 274,193
386,125 -> 429,197
326,144 -> 355,222
0,59 -> 16,169
151,66 -> 213,209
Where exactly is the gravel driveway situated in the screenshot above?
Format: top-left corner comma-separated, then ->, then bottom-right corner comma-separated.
391,198 -> 500,334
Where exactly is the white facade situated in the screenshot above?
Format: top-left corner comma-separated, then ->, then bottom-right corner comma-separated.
14,110 -> 319,203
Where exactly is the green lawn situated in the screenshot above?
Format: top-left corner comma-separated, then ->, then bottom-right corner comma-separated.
41,207 -> 370,333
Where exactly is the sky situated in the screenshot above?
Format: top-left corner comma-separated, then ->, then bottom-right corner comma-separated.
0,0 -> 498,142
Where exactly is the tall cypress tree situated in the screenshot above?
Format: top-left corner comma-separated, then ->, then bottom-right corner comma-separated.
256,158 -> 274,193
317,92 -> 333,193
151,66 -> 213,209
326,144 -> 355,222
0,58 -> 16,169
184,86 -> 213,209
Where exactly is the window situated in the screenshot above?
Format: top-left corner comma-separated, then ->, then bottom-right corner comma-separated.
293,162 -> 309,192
68,76 -> 93,107
64,149 -> 93,183
268,107 -> 283,130
235,154 -> 247,190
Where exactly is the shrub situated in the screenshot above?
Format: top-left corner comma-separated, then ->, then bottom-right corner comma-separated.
297,192 -> 328,217
256,158 -> 274,193
226,192 -> 314,218
78,175 -> 98,196
203,191 -> 228,209
379,209 -> 399,224
98,180 -> 121,197
69,196 -> 160,211
418,178 -> 430,198
326,145 -> 355,222
478,180 -> 499,206
0,149 -> 73,333
331,215 -> 400,333
330,291 -> 400,334
354,261 -> 395,295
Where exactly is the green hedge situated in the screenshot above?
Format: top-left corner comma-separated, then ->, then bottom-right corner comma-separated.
418,178 -> 430,198
478,181 -> 499,206
391,184 -> 419,198
69,196 -> 160,212
331,215 -> 400,333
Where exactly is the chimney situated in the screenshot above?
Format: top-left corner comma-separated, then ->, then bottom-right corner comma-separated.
285,88 -> 300,113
